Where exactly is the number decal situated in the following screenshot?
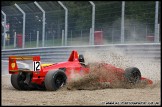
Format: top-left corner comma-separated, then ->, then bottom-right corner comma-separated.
33,61 -> 41,71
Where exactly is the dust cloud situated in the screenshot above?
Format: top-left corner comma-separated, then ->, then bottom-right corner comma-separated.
65,47 -> 160,90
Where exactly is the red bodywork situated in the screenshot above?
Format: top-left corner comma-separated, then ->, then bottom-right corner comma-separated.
9,50 -> 153,86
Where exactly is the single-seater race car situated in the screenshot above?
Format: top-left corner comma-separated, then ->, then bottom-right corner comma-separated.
8,50 -> 153,91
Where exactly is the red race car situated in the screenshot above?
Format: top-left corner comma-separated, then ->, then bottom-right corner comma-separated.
8,50 -> 153,91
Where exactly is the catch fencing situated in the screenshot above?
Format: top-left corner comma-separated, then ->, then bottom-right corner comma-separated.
1,1 -> 161,49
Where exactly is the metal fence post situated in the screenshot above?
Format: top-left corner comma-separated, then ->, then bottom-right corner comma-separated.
15,4 -> 26,48
81,30 -> 82,41
14,32 -> 16,48
34,1 -> 46,47
154,1 -> 159,43
89,1 -> 95,45
121,1 -> 125,43
58,1 -> 68,46
112,28 -> 114,43
89,28 -> 92,45
1,11 -> 6,49
53,34 -> 55,46
145,25 -> 148,40
62,30 -> 64,46
29,33 -> 31,47
37,31 -> 39,47
71,30 -> 72,44
157,24 -> 160,42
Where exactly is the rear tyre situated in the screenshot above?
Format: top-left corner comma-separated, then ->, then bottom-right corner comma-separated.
11,70 -> 32,90
124,67 -> 141,85
45,70 -> 67,91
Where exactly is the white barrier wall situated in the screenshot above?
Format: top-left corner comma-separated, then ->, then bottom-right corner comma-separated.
2,43 -> 160,62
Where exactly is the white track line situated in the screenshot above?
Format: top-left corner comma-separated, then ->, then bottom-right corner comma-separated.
2,60 -> 30,76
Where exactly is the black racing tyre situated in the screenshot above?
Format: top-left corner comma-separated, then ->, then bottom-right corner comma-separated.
124,67 -> 141,84
45,70 -> 67,91
11,70 -> 32,90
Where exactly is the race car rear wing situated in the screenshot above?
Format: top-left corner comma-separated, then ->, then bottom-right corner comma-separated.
9,56 -> 41,74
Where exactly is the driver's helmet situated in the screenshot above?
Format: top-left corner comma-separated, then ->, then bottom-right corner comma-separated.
78,54 -> 85,63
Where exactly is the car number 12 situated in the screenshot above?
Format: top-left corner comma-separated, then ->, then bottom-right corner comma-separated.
33,61 -> 41,71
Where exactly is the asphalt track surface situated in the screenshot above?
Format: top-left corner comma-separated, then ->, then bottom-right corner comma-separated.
1,60 -> 161,106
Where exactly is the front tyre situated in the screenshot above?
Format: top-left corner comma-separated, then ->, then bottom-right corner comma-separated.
124,67 -> 141,84
45,70 -> 67,91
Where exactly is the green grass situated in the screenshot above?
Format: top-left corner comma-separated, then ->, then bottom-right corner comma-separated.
3,39 -> 63,49
44,39 -> 62,47
2,38 -> 155,50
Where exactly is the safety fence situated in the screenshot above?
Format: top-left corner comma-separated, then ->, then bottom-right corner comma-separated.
1,43 -> 161,63
1,1 -> 161,49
